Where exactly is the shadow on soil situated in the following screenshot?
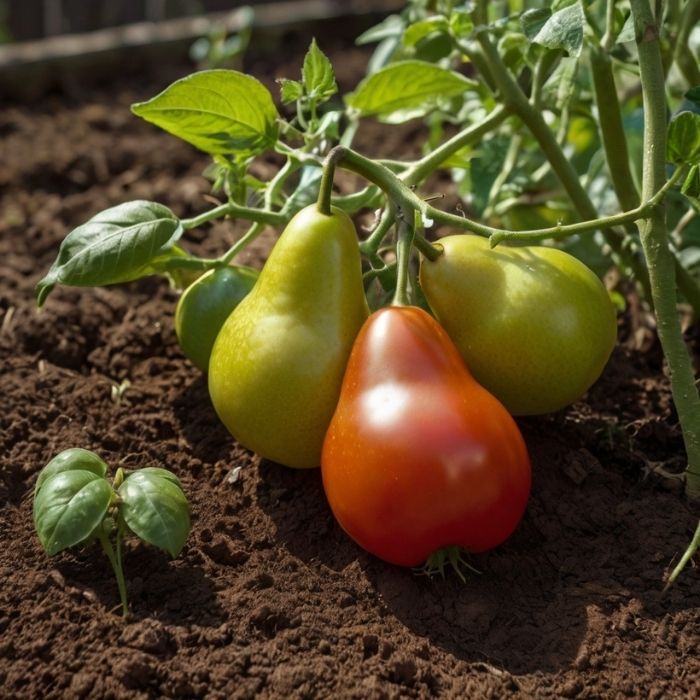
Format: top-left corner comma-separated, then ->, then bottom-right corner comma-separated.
253,420 -> 692,676
57,542 -> 225,627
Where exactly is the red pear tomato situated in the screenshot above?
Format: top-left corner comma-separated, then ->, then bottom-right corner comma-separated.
321,306 -> 531,567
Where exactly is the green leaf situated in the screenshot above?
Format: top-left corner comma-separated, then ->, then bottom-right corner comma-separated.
118,470 -> 190,557
346,61 -> 475,124
302,39 -> 338,103
449,9 -> 473,38
521,7 -> 552,38
131,70 -> 279,157
356,15 -> 404,45
283,165 -> 323,212
522,2 -> 584,58
36,448 -> 108,495
616,13 -> 635,43
667,111 -> 700,166
279,78 -> 303,105
33,471 -> 113,556
403,17 -> 449,47
129,467 -> 184,489
35,201 -> 182,307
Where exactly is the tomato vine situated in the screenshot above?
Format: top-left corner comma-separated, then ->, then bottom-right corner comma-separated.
35,0 -> 700,583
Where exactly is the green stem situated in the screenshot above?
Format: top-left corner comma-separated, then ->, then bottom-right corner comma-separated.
318,148 -> 345,215
665,519 -> 700,590
393,212 -> 415,307
359,204 -> 395,256
113,468 -> 125,489
631,0 -> 700,498
483,133 -> 523,219
181,202 -> 284,229
486,168 -> 682,244
590,47 -> 640,210
402,105 -> 509,187
98,531 -> 128,617
601,0 -> 618,52
590,41 -> 700,318
329,146 -> 682,251
413,232 -> 442,261
264,158 -> 299,210
219,222 -> 265,265
332,185 -> 383,213
530,50 -> 562,110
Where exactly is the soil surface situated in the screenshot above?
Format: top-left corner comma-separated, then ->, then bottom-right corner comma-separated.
2,39 -> 700,700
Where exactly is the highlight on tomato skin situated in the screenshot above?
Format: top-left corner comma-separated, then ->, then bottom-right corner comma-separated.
321,305 -> 531,568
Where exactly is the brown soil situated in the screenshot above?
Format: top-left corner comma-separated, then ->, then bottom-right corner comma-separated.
1,41 -> 700,700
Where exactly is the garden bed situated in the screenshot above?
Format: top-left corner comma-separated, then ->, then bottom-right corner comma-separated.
1,41 -> 699,699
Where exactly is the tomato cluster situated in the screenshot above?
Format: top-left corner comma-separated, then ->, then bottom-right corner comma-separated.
177,204 -> 617,570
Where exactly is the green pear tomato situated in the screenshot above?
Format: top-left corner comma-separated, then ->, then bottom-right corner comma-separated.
419,235 -> 617,416
208,205 -> 368,468
175,265 -> 258,372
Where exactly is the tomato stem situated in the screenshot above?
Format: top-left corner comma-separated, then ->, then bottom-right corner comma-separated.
415,546 -> 481,583
317,147 -> 346,216
392,210 -> 414,307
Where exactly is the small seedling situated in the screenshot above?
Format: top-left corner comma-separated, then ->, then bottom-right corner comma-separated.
33,448 -> 191,616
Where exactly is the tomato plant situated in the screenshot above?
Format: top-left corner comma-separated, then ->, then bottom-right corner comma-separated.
321,304 -> 531,568
33,448 -> 190,616
35,0 -> 700,581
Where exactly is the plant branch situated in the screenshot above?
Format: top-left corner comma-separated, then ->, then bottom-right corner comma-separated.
264,158 -> 299,210
332,185 -> 383,212
182,201 -> 285,229
601,0 -> 618,51
219,222 -> 265,265
328,145 -> 683,255
318,148 -> 345,215
401,106 -> 509,187
472,25 -> 652,293
590,47 -> 640,210
591,45 -> 700,318
631,0 -> 700,498
488,169 -> 683,244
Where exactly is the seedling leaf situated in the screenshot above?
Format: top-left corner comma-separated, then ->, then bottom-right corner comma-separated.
33,471 -> 113,556
35,448 -> 108,494
119,470 -> 191,557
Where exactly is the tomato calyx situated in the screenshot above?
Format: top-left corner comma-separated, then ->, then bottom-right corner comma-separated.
414,545 -> 481,584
